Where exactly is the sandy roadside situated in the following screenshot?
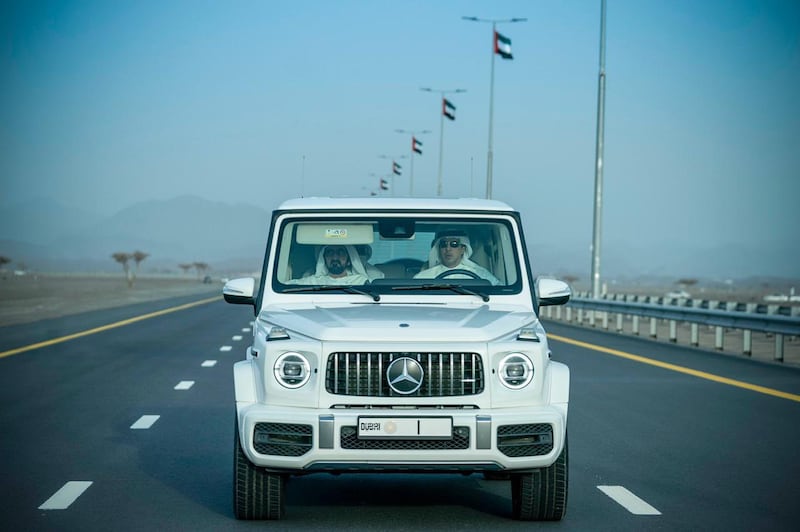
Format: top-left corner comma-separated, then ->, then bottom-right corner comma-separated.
0,273 -> 222,327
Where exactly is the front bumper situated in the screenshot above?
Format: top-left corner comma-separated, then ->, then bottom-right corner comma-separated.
236,403 -> 567,473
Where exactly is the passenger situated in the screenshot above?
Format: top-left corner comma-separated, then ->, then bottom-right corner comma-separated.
355,244 -> 385,281
414,231 -> 500,285
287,245 -> 369,285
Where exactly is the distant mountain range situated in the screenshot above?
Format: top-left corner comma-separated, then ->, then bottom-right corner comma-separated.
531,239 -> 800,283
0,195 -> 270,274
0,195 -> 797,281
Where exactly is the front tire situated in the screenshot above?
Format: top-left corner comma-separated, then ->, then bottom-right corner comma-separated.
511,436 -> 568,521
233,421 -> 286,520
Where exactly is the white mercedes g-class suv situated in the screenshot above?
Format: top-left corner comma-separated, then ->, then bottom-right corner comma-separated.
223,197 -> 571,521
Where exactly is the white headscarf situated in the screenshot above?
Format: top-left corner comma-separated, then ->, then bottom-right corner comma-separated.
427,235 -> 475,268
315,245 -> 368,278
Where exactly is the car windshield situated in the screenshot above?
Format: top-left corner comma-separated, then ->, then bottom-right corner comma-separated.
271,216 -> 522,295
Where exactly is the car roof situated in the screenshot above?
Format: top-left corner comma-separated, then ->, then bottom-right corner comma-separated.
276,197 -> 516,213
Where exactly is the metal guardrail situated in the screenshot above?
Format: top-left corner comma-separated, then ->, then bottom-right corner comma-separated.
542,294 -> 800,363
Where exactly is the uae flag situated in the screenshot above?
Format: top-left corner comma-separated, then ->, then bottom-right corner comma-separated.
443,98 -> 456,120
380,178 -> 389,191
392,161 -> 402,175
412,136 -> 423,155
494,30 -> 513,59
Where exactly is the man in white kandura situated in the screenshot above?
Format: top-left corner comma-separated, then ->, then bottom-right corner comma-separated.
414,231 -> 500,285
287,245 -> 369,285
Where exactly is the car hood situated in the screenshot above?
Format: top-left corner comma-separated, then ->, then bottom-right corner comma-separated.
259,303 -> 539,343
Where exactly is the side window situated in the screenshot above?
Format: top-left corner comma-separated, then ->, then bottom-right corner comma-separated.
288,243 -> 316,280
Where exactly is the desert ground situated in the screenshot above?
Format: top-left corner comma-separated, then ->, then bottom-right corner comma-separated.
0,273 -> 221,327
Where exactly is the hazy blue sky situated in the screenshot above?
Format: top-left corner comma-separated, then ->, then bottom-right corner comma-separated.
2,0 -> 798,277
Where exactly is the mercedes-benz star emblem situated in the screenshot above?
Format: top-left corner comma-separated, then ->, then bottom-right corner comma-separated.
386,357 -> 424,395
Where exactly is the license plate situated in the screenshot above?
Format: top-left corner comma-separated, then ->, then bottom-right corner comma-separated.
357,417 -> 453,439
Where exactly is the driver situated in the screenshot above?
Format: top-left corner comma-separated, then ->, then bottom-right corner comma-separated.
414,231 -> 500,285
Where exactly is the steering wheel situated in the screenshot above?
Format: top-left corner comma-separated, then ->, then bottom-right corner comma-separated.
435,269 -> 481,280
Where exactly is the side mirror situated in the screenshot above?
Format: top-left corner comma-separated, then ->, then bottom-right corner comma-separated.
223,277 -> 256,306
536,277 -> 571,307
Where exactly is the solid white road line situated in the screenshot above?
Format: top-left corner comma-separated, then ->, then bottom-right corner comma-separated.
597,485 -> 661,515
201,360 -> 217,367
232,335 -> 243,341
39,481 -> 93,510
220,346 -> 232,352
130,415 -> 160,429
174,381 -> 195,390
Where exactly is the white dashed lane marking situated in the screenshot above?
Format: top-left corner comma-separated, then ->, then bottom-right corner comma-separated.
241,328 -> 250,332
598,485 -> 661,515
220,346 -> 232,352
39,481 -> 93,510
130,415 -> 160,429
232,335 -> 243,341
201,360 -> 217,367
174,381 -> 195,390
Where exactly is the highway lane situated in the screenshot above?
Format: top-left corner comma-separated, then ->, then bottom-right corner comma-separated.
545,321 -> 800,531
1,299 -> 799,530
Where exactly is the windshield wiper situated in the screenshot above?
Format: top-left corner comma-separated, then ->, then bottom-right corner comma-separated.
283,285 -> 380,302
393,283 -> 489,302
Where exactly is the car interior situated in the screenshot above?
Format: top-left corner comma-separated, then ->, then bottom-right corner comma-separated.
275,219 -> 519,287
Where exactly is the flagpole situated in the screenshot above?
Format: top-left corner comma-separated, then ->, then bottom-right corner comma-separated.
470,156 -> 474,196
395,128 -> 431,197
462,16 -> 527,199
300,155 -> 305,197
486,21 -> 496,200
410,149 -> 415,196
378,154 -> 407,197
437,108 -> 445,196
420,87 -> 465,197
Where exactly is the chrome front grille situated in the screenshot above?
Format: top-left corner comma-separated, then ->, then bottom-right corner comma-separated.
326,352 -> 484,397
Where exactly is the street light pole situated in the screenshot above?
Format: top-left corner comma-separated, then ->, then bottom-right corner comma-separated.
591,0 -> 607,299
395,128 -> 431,196
420,87 -> 465,196
462,16 -> 526,199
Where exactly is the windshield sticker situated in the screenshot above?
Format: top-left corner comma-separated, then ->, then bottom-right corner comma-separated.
325,229 -> 348,238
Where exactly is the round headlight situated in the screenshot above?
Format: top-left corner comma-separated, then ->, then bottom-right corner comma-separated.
498,353 -> 534,389
273,352 -> 311,388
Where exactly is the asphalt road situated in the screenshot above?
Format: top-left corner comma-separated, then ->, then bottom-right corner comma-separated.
1,297 -> 799,531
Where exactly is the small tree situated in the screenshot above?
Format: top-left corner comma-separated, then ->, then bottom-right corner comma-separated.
112,252 -> 132,287
193,261 -> 209,278
0,255 -> 10,279
132,250 -> 149,282
178,263 -> 193,275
